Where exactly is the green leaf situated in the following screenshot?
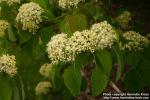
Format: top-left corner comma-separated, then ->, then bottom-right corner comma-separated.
61,89 -> 73,100
13,75 -> 25,100
39,27 -> 54,45
124,52 -> 142,67
63,66 -> 82,96
137,59 -> 150,86
96,50 -> 112,76
113,47 -> 124,82
0,74 -> 12,100
124,69 -> 144,92
80,78 -> 87,92
7,24 -> 17,42
44,9 -> 54,20
0,38 -> 5,47
142,45 -> 150,61
0,47 -> 6,56
91,67 -> 108,97
17,30 -> 32,45
83,2 -> 97,17
75,52 -> 93,68
32,36 -> 46,60
0,6 -> 12,22
60,13 -> 87,36
83,2 -> 105,21
11,81 -> 20,100
51,65 -> 63,92
33,0 -> 48,9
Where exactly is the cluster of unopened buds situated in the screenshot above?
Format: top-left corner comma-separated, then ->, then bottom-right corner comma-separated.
116,11 -> 132,29
39,63 -> 53,79
35,81 -> 52,95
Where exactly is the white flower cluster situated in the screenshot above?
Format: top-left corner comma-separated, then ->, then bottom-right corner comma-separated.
39,63 -> 53,79
0,54 -> 17,77
0,20 -> 9,37
16,2 -> 44,34
91,21 -> 118,49
116,11 -> 132,29
35,81 -> 51,95
0,0 -> 20,6
47,21 -> 117,64
47,33 -> 73,64
66,30 -> 98,53
119,31 -> 149,51
58,0 -> 84,8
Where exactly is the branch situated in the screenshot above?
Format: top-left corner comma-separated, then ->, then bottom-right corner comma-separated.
109,81 -> 122,93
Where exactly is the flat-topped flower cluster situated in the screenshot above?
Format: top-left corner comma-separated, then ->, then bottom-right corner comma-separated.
47,21 -> 118,64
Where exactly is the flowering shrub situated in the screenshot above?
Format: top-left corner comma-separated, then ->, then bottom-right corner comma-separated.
0,0 -> 150,100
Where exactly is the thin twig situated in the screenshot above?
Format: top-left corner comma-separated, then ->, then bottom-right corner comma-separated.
109,81 -> 122,93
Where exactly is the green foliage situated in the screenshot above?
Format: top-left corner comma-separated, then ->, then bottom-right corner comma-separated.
113,46 -> 124,82
11,81 -> 21,100
33,0 -> 49,9
0,0 -> 149,99
60,13 -> 88,36
7,24 -> 17,42
91,66 -> 108,97
75,52 -> 93,68
0,6 -> 13,22
124,69 -> 144,92
96,50 -> 112,76
17,30 -> 32,45
137,59 -> 150,86
0,75 -> 12,100
51,65 -> 64,92
63,66 -> 82,96
124,52 -> 142,67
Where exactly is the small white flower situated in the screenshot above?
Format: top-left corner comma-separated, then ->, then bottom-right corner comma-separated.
16,2 -> 44,34
58,0 -> 85,8
119,31 -> 149,51
35,81 -> 51,95
0,0 -> 20,6
0,54 -> 17,77
0,20 -> 9,37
